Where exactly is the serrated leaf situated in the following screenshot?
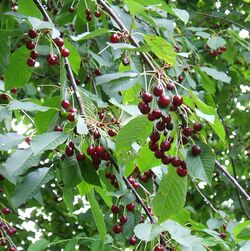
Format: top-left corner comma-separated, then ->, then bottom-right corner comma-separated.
200,67 -> 231,83
237,226 -> 250,240
207,36 -> 226,50
144,34 -> 176,65
233,221 -> 250,243
77,180 -> 93,195
64,40 -> 81,74
4,148 -> 41,184
134,223 -> 162,241
87,190 -> 106,242
186,142 -> 215,185
18,0 -> 42,19
5,46 -> 33,90
27,239 -> 49,251
0,133 -> 25,151
12,168 -> 54,208
8,100 -> 51,112
31,132 -> 68,154
153,167 -> 187,222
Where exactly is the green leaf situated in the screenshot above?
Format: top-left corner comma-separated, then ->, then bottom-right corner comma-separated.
62,188 -> 75,213
77,180 -> 93,195
3,148 -> 41,184
31,132 -> 68,154
125,0 -> 145,16
5,46 -> 33,90
71,28 -> 108,41
197,68 -> 216,94
0,32 -> 10,75
8,100 -> 52,112
0,106 -> 11,122
144,34 -> 176,65
237,226 -> 250,240
200,67 -> 231,83
195,109 -> 215,123
87,190 -> 106,242
153,167 -> 187,222
116,116 -> 153,164
107,42 -> 150,52
18,0 -> 42,19
76,116 -> 89,135
64,40 -> 81,74
65,239 -> 78,251
170,208 -> 190,225
233,221 -> 250,242
0,133 -> 25,151
207,36 -> 226,50
27,239 -> 49,251
134,223 -> 162,241
173,8 -> 189,24
186,142 -> 215,185
12,168 -> 54,208
61,157 -> 83,188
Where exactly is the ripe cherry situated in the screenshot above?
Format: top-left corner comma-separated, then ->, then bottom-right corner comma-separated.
126,203 -> 135,212
0,239 -> 7,246
172,95 -> 183,107
26,136 -> 32,145
166,122 -> 173,130
160,141 -> 171,151
61,48 -> 70,57
158,95 -> 170,108
85,8 -> 91,15
156,121 -> 165,131
67,112 -> 75,121
9,247 -> 17,251
2,208 -> 12,215
108,129 -> 116,137
86,15 -> 92,21
54,37 -> 64,47
162,155 -> 171,165
142,92 -> 153,103
87,145 -> 95,156
191,145 -> 201,156
138,101 -> 150,114
54,125 -> 63,131
113,224 -> 122,234
171,156 -> 182,167
122,57 -> 130,66
11,88 -> 17,94
154,150 -> 164,159
150,131 -> 160,142
27,58 -> 35,67
162,115 -> 171,124
31,50 -> 39,59
154,245 -> 165,251
68,6 -> 75,13
178,75 -> 184,82
219,232 -> 226,239
183,127 -> 193,137
119,215 -> 128,224
76,152 -> 85,161
110,33 -> 121,43
152,109 -> 162,119
147,113 -> 155,121
193,122 -> 203,132
129,236 -> 137,245
177,167 -> 187,177
93,129 -> 101,139
26,40 -> 36,50
167,81 -> 175,91
111,205 -> 120,214
95,10 -> 101,17
65,146 -> 74,157
61,99 -> 70,110
149,141 -> 158,152
28,29 -> 37,38
153,85 -> 163,97
96,145 -> 105,155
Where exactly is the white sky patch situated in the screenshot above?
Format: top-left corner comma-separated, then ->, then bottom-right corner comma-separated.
239,29 -> 249,39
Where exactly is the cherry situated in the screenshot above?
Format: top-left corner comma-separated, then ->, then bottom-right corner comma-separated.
147,113 -> 155,121
93,129 -> 101,139
178,75 -> 184,82
26,136 -> 32,145
149,141 -> 158,152
191,145 -> 201,156
95,10 -> 101,17
85,8 -> 91,15
54,125 -> 63,131
181,136 -> 188,145
133,181 -> 139,189
2,208 -> 11,215
61,99 -> 70,110
54,37 -> 64,47
156,121 -> 165,131
138,101 -> 150,114
96,145 -> 105,155
76,152 -> 85,161
126,203 -> 135,211
177,167 -> 188,177
167,81 -> 175,91
119,215 -> 128,224
68,6 -> 75,13
153,85 -> 163,97
162,115 -> 171,124
61,48 -> 70,57
110,33 -> 121,43
0,239 -> 7,246
158,95 -> 170,108
172,95 -> 183,107
142,92 -> 153,103
220,46 -> 227,51
219,232 -> 226,239
150,131 -> 160,142
129,236 -> 137,245
67,112 -> 75,121
193,122 -> 203,132
113,224 -> 122,234
69,107 -> 78,113
9,247 -> 17,251
1,93 -> 9,100
27,58 -> 35,67
152,109 -> 162,119
162,155 -> 171,164
86,15 -> 92,21
28,29 -> 37,38
11,88 -> 17,94
31,50 -> 39,59
155,150 -> 164,159
154,245 -> 165,251
171,156 -> 182,167
122,57 -> 130,66
166,122 -> 173,130
65,146 -> 74,157
174,45 -> 180,52
111,205 -> 120,214
26,40 -> 36,50
160,141 -> 171,151
183,127 -> 193,137
108,129 -> 116,137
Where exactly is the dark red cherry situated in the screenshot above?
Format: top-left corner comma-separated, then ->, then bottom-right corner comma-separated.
129,236 -> 137,245
147,112 -> 155,121
158,95 -> 170,108
172,95 -> 183,107
87,145 -> 95,156
154,245 -> 165,251
61,48 -> 70,57
149,141 -> 158,152
126,203 -> 135,211
160,141 -> 171,151
61,99 -> 70,110
183,127 -> 193,137
110,33 -> 121,43
54,125 -> 63,131
150,131 -> 160,142
152,109 -> 162,119
28,29 -> 37,38
156,121 -> 165,131
138,101 -> 150,114
26,40 -> 36,50
193,122 -> 203,132
178,75 -> 184,82
65,146 -> 74,157
85,8 -> 91,15
76,152 -> 85,161
191,145 -> 201,156
219,232 -> 226,239
119,215 -> 128,224
30,50 -> 39,59
166,81 -> 175,91
113,224 -> 122,234
153,85 -> 163,97
162,155 -> 170,164
162,115 -> 171,124
67,112 -> 75,121
171,156 -> 182,167
11,88 -> 17,94
154,150 -> 164,159
108,129 -> 117,137
2,208 -> 12,215
111,205 -> 120,214
95,10 -> 101,17
68,6 -> 75,13
27,58 -> 35,67
142,92 -> 153,103
54,37 -> 64,47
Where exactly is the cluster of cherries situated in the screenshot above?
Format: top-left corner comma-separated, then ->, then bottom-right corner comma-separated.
205,45 -> 227,57
138,84 -> 203,177
85,7 -> 101,21
0,77 -> 17,102
0,176 -> 17,251
25,29 -> 70,67
60,99 -> 77,122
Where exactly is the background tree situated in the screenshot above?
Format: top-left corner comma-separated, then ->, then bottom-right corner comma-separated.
0,0 -> 249,250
